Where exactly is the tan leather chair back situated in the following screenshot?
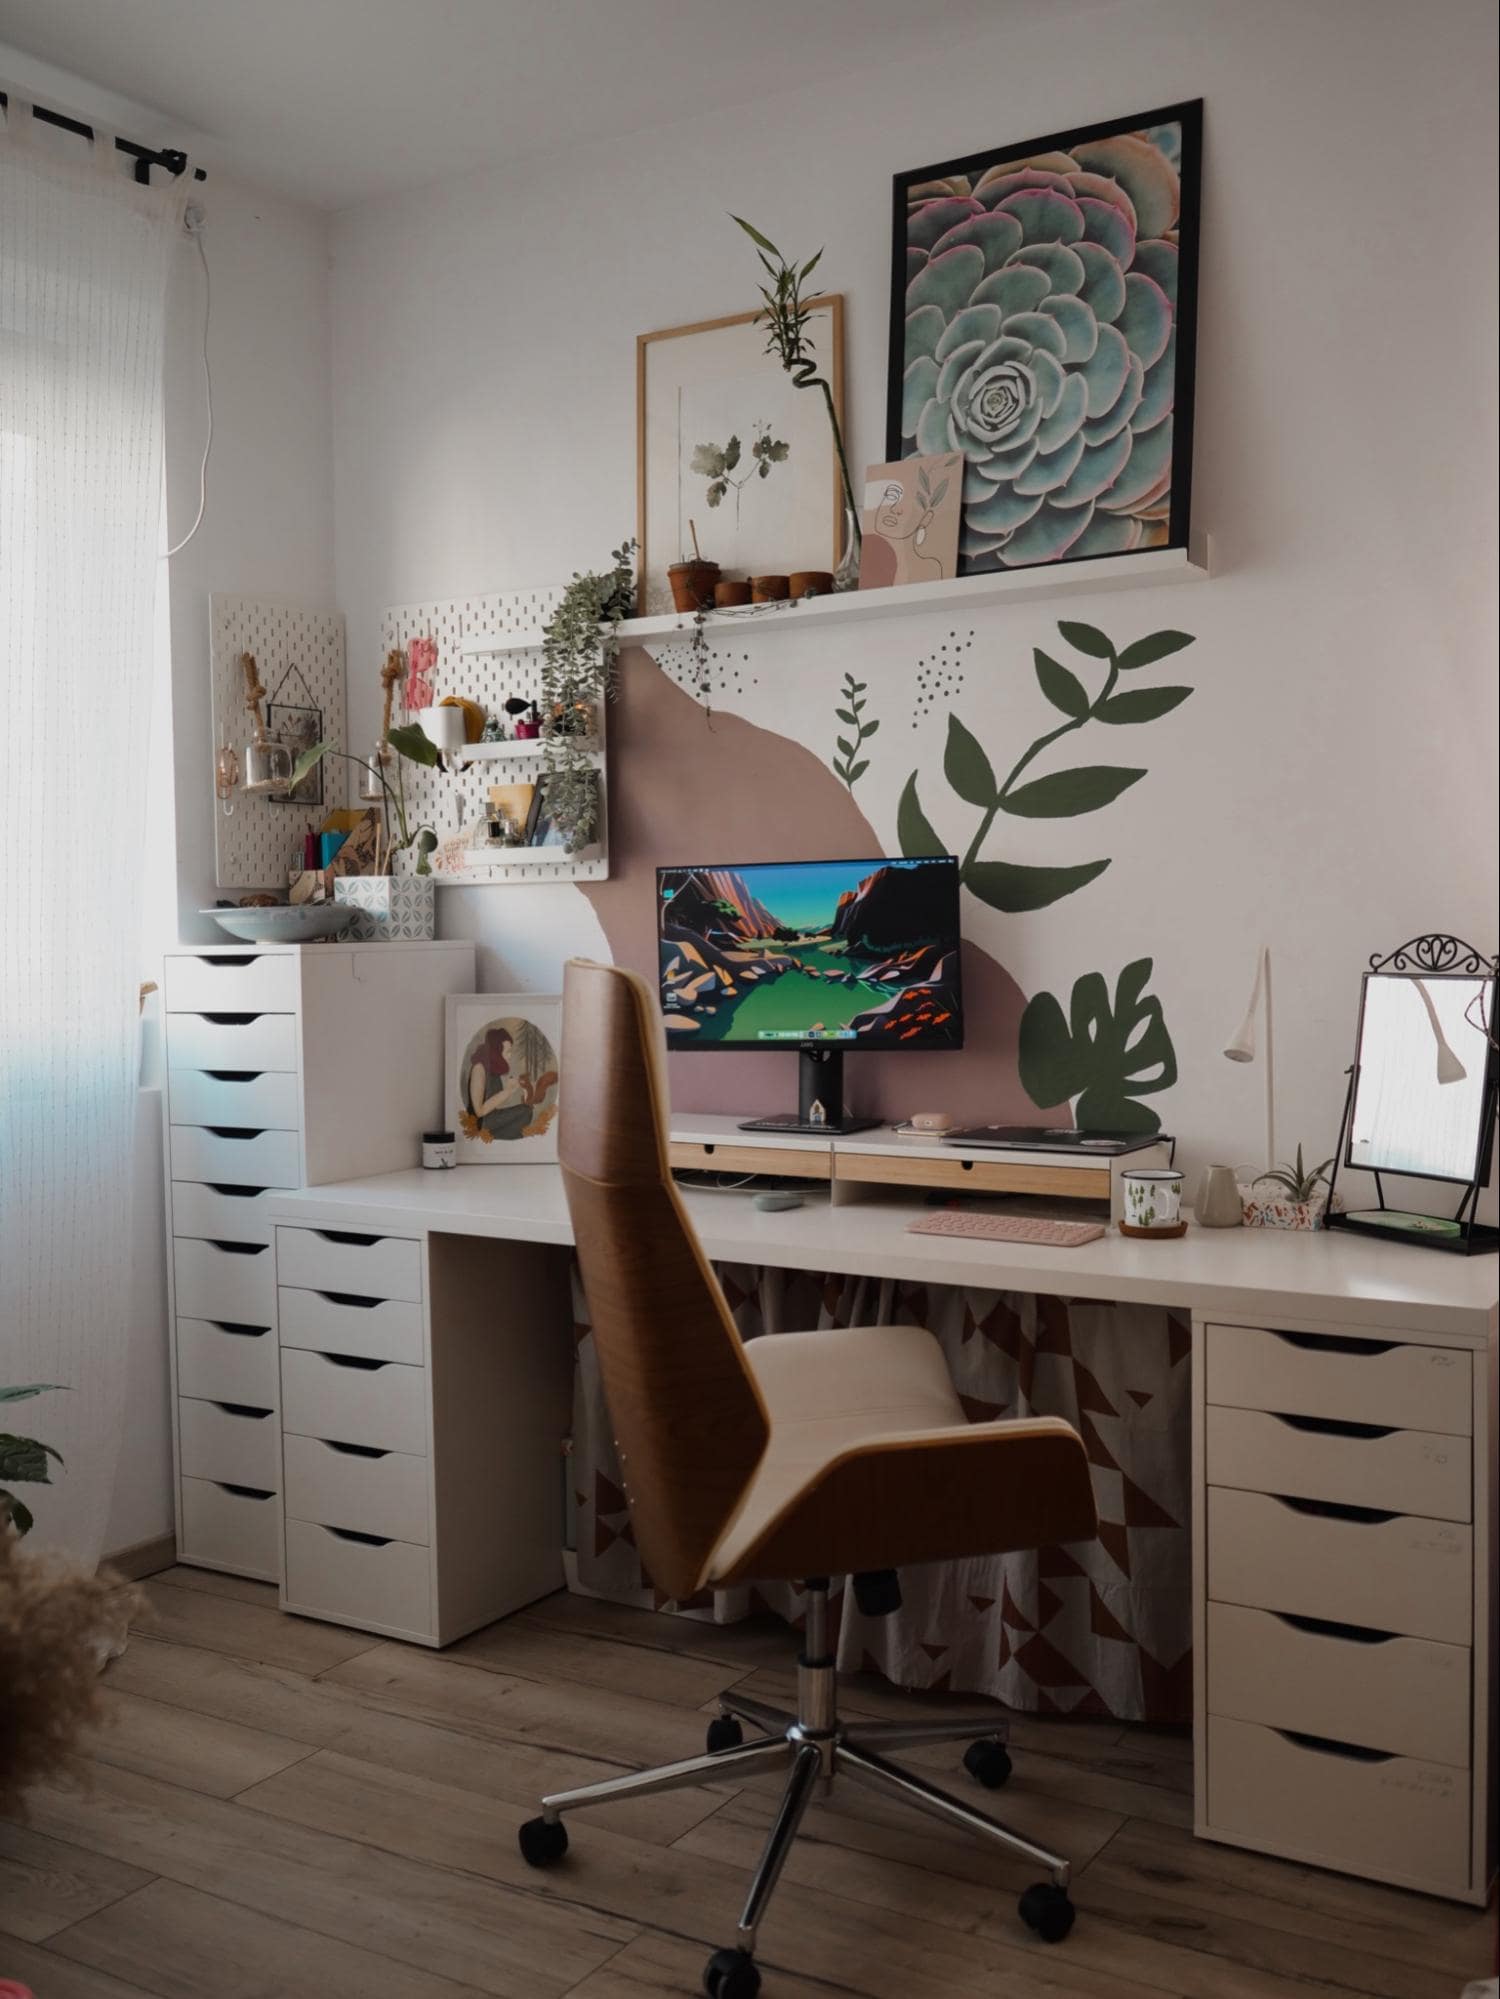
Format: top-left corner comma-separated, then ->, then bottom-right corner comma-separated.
560,960 -> 770,1601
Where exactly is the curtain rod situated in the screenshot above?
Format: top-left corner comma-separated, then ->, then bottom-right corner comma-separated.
0,88 -> 207,182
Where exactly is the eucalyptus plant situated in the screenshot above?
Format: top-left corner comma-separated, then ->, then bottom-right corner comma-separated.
538,539 -> 636,853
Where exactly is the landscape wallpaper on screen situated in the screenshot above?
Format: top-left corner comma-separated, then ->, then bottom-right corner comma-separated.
657,857 -> 962,1047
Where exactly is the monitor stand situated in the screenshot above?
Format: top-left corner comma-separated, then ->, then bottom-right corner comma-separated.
739,1047 -> 882,1137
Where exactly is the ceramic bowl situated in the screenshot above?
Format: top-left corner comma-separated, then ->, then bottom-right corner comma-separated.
201,904 -> 351,943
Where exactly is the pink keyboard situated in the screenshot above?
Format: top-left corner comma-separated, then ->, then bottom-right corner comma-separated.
906,1210 -> 1105,1246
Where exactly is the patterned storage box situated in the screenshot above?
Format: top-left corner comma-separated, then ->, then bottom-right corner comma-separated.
333,874 -> 436,941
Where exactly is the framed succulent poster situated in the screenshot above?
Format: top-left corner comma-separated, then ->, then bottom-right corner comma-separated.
885,102 -> 1201,576
637,302 -> 847,614
446,994 -> 562,1164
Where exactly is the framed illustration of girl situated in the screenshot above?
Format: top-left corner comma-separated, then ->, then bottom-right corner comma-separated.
445,994 -> 563,1163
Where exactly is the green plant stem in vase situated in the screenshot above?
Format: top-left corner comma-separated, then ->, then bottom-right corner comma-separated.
290,732 -> 439,873
732,217 -> 861,587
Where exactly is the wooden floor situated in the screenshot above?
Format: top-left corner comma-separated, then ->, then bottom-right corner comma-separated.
1,1569 -> 1492,1999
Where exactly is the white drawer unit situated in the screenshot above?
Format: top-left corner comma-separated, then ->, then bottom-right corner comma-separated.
281,1348 -> 428,1456
276,1226 -> 422,1304
1195,1315 -> 1492,1906
284,1433 -> 430,1545
284,1517 -> 433,1642
161,941 -> 476,1586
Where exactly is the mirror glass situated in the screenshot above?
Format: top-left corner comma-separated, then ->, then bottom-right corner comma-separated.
1348,974 -> 1493,1182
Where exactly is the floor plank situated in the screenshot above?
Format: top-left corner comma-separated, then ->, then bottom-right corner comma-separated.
522,1589 -> 793,1672
88,1687 -> 314,1799
134,1579 -> 381,1676
50,1878 -> 496,1999
0,1823 -> 153,1944
150,1565 -> 282,1607
0,1933 -> 159,1999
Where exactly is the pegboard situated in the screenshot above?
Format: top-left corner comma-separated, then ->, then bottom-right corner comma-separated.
211,595 -> 348,889
380,589 -> 610,885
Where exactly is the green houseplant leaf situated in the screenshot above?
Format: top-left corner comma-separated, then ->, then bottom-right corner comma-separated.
943,715 -> 998,808
896,773 -> 945,856
1001,765 -> 1145,817
0,1384 -> 66,1403
1116,629 -> 1196,672
1018,958 -> 1178,1132
962,857 -> 1111,912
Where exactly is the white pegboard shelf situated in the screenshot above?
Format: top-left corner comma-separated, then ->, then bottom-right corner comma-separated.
451,738 -> 601,766
449,843 -> 605,871
456,538 -> 1211,660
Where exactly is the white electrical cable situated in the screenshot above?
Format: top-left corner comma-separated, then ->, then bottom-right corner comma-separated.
162,209 -> 212,559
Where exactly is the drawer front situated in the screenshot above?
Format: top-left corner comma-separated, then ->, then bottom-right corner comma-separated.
167,1011 -> 298,1074
172,1237 -> 275,1326
1207,1602 -> 1469,1767
178,1396 -> 280,1489
1205,1715 -> 1469,1893
164,953 -> 299,1014
276,1227 -> 422,1304
1205,1405 -> 1471,1522
284,1516 -> 432,1638
281,1347 -> 428,1456
834,1150 -> 1106,1200
179,1476 -> 280,1579
668,1142 -> 831,1182
176,1318 -> 279,1407
284,1434 -> 429,1545
278,1287 -> 423,1366
169,1069 -> 301,1132
171,1183 -> 288,1248
171,1125 -> 301,1188
1208,1487 -> 1472,1645
1206,1323 -> 1471,1437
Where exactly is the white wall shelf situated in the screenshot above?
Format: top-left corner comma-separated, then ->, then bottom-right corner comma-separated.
457,537 -> 1212,660
450,738 -> 601,766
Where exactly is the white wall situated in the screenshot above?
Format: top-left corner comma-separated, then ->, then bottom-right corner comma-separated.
328,0 -> 1498,1197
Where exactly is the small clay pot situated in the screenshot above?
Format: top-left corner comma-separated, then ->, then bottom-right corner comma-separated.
714,579 -> 752,608
668,560 -> 720,612
750,574 -> 790,602
789,570 -> 834,599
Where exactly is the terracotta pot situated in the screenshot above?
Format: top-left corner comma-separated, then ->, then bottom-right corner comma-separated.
750,574 -> 790,602
714,580 -> 752,608
789,570 -> 834,599
668,560 -> 720,612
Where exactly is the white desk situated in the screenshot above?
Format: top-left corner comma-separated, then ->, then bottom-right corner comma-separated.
266,1161 -> 1498,1908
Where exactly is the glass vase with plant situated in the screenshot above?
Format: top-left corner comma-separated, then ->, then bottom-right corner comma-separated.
290,722 -> 440,874
538,539 -> 636,854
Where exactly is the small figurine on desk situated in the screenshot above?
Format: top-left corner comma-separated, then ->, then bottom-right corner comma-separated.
480,711 -> 507,743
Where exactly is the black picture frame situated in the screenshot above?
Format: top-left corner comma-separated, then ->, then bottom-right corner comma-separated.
885,100 -> 1202,578
266,701 -> 323,807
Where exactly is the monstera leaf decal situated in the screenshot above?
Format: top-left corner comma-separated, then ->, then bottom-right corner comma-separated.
898,620 -> 1194,912
1019,958 -> 1178,1133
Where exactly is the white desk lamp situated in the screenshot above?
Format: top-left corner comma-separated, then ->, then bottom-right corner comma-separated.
1224,944 -> 1275,1171
1413,977 -> 1468,1084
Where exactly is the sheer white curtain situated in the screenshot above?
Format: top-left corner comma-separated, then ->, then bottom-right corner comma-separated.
1,100 -> 182,1559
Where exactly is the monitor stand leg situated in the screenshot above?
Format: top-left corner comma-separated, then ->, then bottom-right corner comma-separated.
798,1050 -> 880,1135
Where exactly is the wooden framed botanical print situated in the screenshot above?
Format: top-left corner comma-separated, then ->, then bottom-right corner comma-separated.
637,301 -> 847,614
886,102 -> 1201,577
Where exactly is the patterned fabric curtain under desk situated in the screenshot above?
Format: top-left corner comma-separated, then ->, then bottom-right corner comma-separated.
569,1264 -> 1192,1725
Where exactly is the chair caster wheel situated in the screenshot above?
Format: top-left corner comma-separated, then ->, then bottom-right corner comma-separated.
706,1715 -> 745,1754
963,1738 -> 1013,1789
702,1946 -> 760,1997
1018,1881 -> 1075,1942
517,1816 -> 568,1867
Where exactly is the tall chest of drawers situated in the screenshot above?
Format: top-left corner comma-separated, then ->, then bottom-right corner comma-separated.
1194,1312 -> 1497,1905
161,941 -> 476,1580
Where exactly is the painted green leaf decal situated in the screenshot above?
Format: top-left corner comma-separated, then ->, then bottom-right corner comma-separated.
897,772 -> 944,856
963,856 -> 1110,911
943,714 -> 998,807
1095,686 -> 1192,725
846,759 -> 869,784
836,736 -> 855,758
1001,765 -> 1145,817
1057,620 -> 1114,659
860,719 -> 879,737
1033,648 -> 1090,719
1018,957 -> 1178,1131
835,708 -> 858,725
1116,629 -> 1195,672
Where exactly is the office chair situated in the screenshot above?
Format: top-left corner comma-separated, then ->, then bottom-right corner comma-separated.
519,960 -> 1100,1999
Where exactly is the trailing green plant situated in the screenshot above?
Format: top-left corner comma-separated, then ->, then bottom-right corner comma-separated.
898,620 -> 1195,913
538,538 -> 637,853
732,216 -> 860,564
1018,959 -> 1178,1134
290,729 -> 439,872
1,1384 -> 67,1536
1254,1145 -> 1333,1203
832,672 -> 878,789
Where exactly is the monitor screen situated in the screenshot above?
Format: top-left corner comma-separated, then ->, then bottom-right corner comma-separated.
657,856 -> 963,1051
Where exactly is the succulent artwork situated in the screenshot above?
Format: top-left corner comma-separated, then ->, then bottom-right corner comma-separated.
832,672 -> 879,789
898,619 -> 1194,912
691,428 -> 790,521
1018,958 -> 1178,1133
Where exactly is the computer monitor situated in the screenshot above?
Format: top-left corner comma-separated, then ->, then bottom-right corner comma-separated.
656,855 -> 962,1133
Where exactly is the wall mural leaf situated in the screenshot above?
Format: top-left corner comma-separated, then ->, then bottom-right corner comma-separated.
1056,620 -> 1115,660
964,857 -> 1111,912
1116,629 -> 1195,672
896,771 -> 944,855
1018,957 -> 1178,1132
1094,686 -> 1193,725
1001,764 -> 1146,818
943,714 -> 999,807
1033,648 -> 1090,719
831,670 -> 880,789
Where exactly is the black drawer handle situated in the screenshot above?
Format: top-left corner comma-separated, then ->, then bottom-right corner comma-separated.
318,1352 -> 387,1371
323,1440 -> 388,1459
207,1320 -> 270,1337
1272,1330 -> 1397,1357
204,1070 -> 264,1083
212,1402 -> 272,1421
1273,1494 -> 1397,1524
1277,1729 -> 1394,1764
198,1012 -> 263,1026
195,955 -> 269,969
207,1239 -> 268,1257
206,1183 -> 271,1199
206,1127 -> 266,1140
1271,1412 -> 1396,1440
317,1291 -> 382,1309
324,1526 -> 392,1547
314,1229 -> 383,1247
1276,1611 -> 1396,1645
214,1481 -> 274,1500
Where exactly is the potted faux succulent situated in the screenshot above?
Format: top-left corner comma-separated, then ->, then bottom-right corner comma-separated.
1241,1145 -> 1340,1230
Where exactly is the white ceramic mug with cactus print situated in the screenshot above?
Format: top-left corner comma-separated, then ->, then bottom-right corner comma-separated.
1121,1168 -> 1184,1231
